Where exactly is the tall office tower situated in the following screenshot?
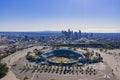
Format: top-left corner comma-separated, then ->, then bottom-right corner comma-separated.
61,29 -> 82,40
78,30 -> 81,39
89,33 -> 93,37
74,32 -> 78,40
71,30 -> 73,39
68,29 -> 70,33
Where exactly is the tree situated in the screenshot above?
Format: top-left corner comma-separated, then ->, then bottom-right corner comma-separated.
0,62 -> 9,78
37,50 -> 43,56
83,52 -> 91,63
23,76 -> 29,80
119,53 -> 120,56
26,55 -> 38,62
33,49 -> 43,56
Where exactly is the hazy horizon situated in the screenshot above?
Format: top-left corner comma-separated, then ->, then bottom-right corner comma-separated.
0,0 -> 120,33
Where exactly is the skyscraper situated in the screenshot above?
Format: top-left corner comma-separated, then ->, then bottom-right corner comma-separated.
61,29 -> 82,40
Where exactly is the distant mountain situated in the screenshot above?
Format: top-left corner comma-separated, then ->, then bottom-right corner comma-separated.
0,31 -> 61,35
38,31 -> 61,33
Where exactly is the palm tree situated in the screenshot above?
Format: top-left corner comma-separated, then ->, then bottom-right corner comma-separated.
85,68 -> 88,74
93,72 -> 96,75
89,72 -> 92,75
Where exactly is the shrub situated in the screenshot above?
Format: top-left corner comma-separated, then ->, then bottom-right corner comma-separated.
0,62 -> 9,78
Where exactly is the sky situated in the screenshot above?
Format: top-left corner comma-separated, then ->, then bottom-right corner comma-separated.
0,0 -> 120,32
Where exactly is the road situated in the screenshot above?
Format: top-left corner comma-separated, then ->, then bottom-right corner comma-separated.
1,46 -> 42,80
